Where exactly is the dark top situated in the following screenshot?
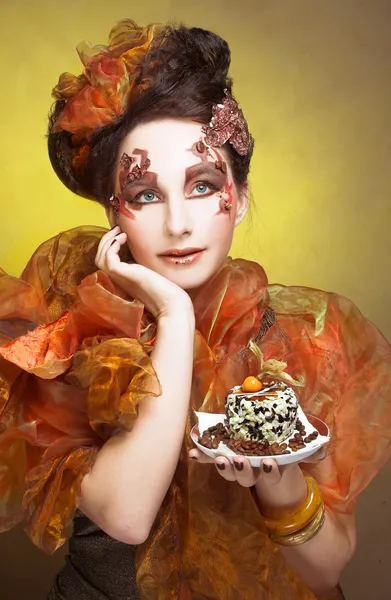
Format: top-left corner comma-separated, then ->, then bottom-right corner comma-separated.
47,511 -> 140,600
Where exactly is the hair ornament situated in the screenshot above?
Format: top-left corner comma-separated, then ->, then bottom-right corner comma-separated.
202,90 -> 251,156
51,20 -> 165,171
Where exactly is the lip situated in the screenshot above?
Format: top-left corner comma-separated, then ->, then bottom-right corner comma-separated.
160,248 -> 204,257
159,248 -> 205,266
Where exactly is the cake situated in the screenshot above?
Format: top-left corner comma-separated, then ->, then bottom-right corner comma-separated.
225,380 -> 299,444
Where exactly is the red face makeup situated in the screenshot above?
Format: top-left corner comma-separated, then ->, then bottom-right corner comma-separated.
217,182 -> 234,213
190,139 -> 233,215
119,150 -> 151,189
110,150 -> 155,219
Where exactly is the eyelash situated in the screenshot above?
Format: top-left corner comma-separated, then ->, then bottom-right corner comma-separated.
127,181 -> 220,205
132,191 -> 160,205
192,182 -> 219,196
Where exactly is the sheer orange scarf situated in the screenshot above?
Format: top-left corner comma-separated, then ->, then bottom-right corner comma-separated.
1,227 -> 391,599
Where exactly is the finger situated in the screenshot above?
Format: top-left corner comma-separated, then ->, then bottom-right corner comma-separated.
188,449 -> 215,464
95,226 -> 120,266
101,230 -> 126,260
102,232 -> 128,272
260,459 -> 282,485
230,457 -> 258,487
215,457 -> 236,482
105,231 -> 127,257
95,226 -> 120,268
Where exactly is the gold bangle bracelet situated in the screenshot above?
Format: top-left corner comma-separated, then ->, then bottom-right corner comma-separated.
263,472 -> 323,537
270,503 -> 326,547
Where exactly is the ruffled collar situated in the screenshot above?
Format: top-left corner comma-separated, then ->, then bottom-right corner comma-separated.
193,257 -> 269,351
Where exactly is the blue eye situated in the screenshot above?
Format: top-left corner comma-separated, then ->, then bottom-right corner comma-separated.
126,190 -> 160,206
140,192 -> 157,203
194,183 -> 210,195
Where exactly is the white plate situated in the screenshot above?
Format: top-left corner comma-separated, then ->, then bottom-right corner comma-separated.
191,407 -> 329,466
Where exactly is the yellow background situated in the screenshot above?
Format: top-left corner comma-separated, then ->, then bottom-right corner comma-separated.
1,2 -> 391,600
1,0 -> 390,342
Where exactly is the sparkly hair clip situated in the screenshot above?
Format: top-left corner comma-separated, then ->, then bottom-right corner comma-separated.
202,90 -> 251,156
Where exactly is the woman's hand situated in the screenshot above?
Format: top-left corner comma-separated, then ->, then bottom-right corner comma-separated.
189,447 -> 326,511
95,227 -> 193,319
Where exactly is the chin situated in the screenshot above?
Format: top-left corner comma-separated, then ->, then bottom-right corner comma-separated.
165,271 -> 212,291
156,262 -> 219,292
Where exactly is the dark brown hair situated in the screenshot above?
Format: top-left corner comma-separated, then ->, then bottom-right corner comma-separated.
48,24 -> 254,205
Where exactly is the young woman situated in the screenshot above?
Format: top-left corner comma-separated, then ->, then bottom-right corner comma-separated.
0,19 -> 390,600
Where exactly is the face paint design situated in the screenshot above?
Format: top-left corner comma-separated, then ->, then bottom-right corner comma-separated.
196,140 -> 205,154
190,139 -> 233,216
109,195 -> 120,216
215,160 -> 227,174
120,150 -> 151,190
120,153 -> 134,168
110,151 -> 154,219
185,154 -> 227,198
213,155 -> 232,213
217,183 -> 234,213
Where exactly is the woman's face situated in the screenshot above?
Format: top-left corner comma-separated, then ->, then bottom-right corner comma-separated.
110,119 -> 248,291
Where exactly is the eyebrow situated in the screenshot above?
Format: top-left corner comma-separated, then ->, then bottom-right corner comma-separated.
120,159 -> 226,194
185,163 -> 226,182
121,171 -> 159,192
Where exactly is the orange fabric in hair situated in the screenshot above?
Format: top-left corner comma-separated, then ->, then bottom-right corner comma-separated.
51,21 -> 165,170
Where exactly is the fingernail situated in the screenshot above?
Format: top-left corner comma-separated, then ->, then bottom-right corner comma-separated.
216,462 -> 225,471
234,460 -> 244,471
263,463 -> 273,473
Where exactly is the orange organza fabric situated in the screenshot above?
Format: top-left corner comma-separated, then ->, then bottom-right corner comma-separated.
1,226 -> 391,600
0,227 -> 161,552
52,20 -> 166,171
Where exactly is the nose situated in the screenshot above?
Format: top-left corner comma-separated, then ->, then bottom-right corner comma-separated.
164,199 -> 193,237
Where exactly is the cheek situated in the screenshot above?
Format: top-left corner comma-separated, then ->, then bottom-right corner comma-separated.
211,215 -> 235,245
194,198 -> 235,247
119,217 -> 158,261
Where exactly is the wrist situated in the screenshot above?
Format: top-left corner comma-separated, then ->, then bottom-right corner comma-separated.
255,464 -> 307,518
154,309 -> 195,352
261,473 -> 325,545
158,301 -> 195,325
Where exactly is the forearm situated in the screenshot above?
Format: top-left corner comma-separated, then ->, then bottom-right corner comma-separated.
279,508 -> 356,595
255,466 -> 356,596
79,311 -> 195,544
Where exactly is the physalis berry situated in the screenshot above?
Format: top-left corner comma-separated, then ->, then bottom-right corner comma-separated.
241,376 -> 263,393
